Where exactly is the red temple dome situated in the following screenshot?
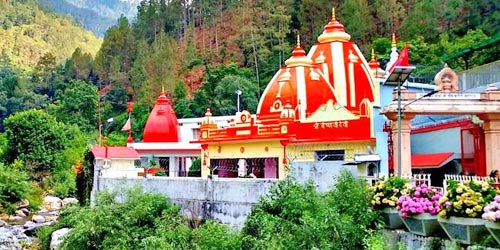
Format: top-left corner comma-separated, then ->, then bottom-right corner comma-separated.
257,39 -> 352,124
142,91 -> 180,142
308,8 -> 375,115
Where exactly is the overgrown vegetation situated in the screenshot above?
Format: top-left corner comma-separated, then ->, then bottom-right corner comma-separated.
37,186 -> 241,250
242,171 -> 379,249
0,161 -> 42,214
39,172 -> 385,249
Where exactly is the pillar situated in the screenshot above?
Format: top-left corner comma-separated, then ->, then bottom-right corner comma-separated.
169,156 -> 176,177
479,114 -> 500,175
389,114 -> 415,176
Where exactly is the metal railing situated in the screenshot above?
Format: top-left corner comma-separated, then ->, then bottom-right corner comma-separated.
459,60 -> 500,90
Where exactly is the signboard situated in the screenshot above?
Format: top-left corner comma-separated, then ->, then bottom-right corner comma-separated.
415,93 -> 481,100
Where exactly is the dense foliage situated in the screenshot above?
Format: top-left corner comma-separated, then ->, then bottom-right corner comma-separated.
241,171 -> 379,249
0,161 -> 42,214
0,0 -> 101,70
38,187 -> 241,250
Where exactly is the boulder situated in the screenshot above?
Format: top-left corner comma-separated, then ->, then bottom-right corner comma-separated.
23,221 -> 36,229
15,210 -> 26,217
0,220 -> 6,227
32,215 -> 46,223
62,198 -> 79,207
50,228 -> 71,250
20,208 -> 30,216
7,216 -> 24,225
43,196 -> 62,211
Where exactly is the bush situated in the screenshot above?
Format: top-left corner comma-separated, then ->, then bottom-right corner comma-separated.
0,161 -> 41,214
37,186 -> 240,250
242,170 -> 379,249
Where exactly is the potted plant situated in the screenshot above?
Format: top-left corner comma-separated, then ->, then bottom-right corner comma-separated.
482,194 -> 500,244
370,176 -> 410,229
397,183 -> 443,236
438,179 -> 497,244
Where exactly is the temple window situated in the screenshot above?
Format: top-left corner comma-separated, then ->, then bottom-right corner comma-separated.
315,150 -> 345,161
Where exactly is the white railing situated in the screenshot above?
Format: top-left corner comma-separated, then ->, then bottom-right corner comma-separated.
400,174 -> 432,188
365,174 -> 433,188
442,174 -> 499,195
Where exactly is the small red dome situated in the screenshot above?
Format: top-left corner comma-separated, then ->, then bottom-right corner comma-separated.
143,92 -> 180,142
257,45 -> 341,123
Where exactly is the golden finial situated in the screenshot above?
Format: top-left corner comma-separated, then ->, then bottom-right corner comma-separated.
296,34 -> 301,48
332,7 -> 336,20
391,33 -> 397,47
371,48 -> 376,60
161,85 -> 165,93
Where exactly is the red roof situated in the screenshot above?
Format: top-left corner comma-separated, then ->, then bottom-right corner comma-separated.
91,146 -> 140,159
143,92 -> 180,143
411,152 -> 454,169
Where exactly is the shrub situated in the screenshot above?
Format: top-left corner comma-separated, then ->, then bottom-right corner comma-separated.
439,179 -> 497,218
370,176 -> 410,210
0,160 -> 41,214
37,187 -> 240,250
397,183 -> 443,217
482,195 -> 500,222
242,170 -> 379,249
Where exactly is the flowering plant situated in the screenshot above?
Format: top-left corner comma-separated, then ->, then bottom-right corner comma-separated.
397,183 -> 443,218
370,176 -> 410,209
482,195 -> 500,222
438,179 -> 497,218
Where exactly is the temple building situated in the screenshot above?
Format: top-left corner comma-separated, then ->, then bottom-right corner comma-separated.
193,10 -> 380,179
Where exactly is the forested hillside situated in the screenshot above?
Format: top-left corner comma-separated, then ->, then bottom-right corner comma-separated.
39,0 -> 140,37
0,0 -> 499,142
0,0 -> 102,70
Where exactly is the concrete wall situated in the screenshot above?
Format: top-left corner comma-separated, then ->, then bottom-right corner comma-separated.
97,161 -> 358,229
99,177 -> 277,229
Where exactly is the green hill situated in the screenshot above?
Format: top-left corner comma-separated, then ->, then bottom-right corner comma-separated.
0,0 -> 102,70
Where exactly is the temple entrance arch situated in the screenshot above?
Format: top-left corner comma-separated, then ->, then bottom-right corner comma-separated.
382,69 -> 500,175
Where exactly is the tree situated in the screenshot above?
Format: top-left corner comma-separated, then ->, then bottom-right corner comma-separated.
54,80 -> 98,133
4,109 -> 67,181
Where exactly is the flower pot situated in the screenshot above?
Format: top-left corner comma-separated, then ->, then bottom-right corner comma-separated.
437,216 -> 487,245
485,221 -> 500,245
381,207 -> 404,229
401,213 -> 442,236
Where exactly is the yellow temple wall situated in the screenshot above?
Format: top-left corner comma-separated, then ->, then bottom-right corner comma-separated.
201,140 -> 375,179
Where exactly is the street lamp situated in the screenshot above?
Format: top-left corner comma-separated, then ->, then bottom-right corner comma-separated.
235,89 -> 242,112
386,66 -> 415,176
386,66 -> 439,176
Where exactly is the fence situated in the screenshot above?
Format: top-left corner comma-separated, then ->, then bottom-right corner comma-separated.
442,174 -> 500,195
365,174 -> 432,188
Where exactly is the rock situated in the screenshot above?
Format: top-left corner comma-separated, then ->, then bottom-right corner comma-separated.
62,198 -> 79,207
43,196 -> 62,211
7,216 -> 24,225
15,199 -> 29,209
0,227 -> 21,250
20,208 -> 30,216
0,220 -> 6,227
15,210 -> 26,217
50,228 -> 71,250
23,221 -> 36,229
32,215 -> 45,223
